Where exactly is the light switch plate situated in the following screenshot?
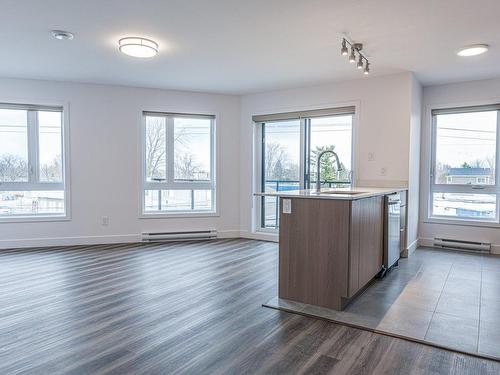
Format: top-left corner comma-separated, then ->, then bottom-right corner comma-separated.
282,199 -> 292,214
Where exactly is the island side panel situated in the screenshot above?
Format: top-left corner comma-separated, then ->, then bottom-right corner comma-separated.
278,197 -> 350,310
352,196 -> 384,289
348,200 -> 360,297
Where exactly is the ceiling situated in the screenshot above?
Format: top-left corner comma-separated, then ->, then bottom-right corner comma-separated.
1,0 -> 499,94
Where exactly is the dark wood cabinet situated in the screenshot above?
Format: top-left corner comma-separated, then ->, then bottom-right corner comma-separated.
279,196 -> 384,310
350,196 -> 384,295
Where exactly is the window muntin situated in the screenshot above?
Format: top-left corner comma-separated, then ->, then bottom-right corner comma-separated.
259,112 -> 354,229
430,107 -> 499,222
142,113 -> 215,214
0,105 -> 66,219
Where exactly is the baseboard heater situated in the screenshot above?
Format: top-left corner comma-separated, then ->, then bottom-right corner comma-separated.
142,230 -> 217,242
433,237 -> 491,253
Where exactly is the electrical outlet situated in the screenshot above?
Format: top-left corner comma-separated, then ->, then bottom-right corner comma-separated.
368,152 -> 375,161
101,216 -> 109,226
380,167 -> 387,176
282,199 -> 292,214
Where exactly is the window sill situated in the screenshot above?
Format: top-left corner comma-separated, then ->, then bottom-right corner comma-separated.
424,216 -> 500,228
139,211 -> 219,219
0,215 -> 70,224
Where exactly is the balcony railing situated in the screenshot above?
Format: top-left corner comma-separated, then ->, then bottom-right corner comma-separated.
261,179 -> 351,228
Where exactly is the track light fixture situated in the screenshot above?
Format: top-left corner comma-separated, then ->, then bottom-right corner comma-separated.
341,38 -> 371,75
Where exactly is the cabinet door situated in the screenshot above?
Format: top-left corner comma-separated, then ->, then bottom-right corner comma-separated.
351,196 -> 384,292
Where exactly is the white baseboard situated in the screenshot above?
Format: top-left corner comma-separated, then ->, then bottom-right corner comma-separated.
492,244 -> 500,255
0,234 -> 141,249
418,237 -> 433,248
18,232 -> 499,257
0,229 -> 244,250
407,238 -> 419,255
216,230 -> 241,239
239,230 -> 278,243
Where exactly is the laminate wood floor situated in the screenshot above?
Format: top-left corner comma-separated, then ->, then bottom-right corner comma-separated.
0,239 -> 499,375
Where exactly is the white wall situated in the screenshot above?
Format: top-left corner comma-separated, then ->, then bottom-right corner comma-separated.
0,78 -> 241,248
407,75 -> 422,253
420,77 -> 500,254
0,72 -> 426,249
239,72 -> 416,239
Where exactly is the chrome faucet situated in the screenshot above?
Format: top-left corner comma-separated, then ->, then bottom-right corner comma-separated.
315,150 -> 342,193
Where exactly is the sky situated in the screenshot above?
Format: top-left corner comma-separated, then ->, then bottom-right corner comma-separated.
435,111 -> 496,168
264,115 -> 353,178
0,109 -> 62,170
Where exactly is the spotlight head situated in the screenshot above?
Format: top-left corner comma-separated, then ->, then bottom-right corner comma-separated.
341,39 -> 348,56
364,62 -> 370,75
349,47 -> 356,63
357,56 -> 364,69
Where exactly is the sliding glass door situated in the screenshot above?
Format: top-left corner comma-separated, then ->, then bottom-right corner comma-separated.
261,120 -> 301,228
305,115 -> 353,189
258,109 -> 354,229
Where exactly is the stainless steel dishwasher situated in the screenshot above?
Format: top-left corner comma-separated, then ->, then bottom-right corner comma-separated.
382,193 -> 401,276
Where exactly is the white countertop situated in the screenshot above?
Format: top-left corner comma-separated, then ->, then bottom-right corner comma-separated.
254,186 -> 407,200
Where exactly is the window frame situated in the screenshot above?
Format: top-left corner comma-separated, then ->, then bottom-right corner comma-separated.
139,111 -> 217,218
427,104 -> 500,225
254,105 -> 357,232
0,101 -> 70,222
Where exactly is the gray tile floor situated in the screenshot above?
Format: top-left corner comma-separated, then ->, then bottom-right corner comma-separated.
264,247 -> 500,360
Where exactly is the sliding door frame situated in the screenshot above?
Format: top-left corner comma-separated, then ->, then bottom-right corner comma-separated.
253,102 -> 359,233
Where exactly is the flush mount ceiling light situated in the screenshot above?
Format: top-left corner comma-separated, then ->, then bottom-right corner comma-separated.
341,37 -> 371,75
52,30 -> 74,40
119,37 -> 158,58
457,44 -> 489,57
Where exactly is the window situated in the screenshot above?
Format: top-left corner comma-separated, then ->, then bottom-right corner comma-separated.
142,112 -> 216,215
255,107 -> 354,229
0,104 -> 67,219
430,105 -> 499,222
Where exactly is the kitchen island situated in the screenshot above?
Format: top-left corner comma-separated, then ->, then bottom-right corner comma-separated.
256,187 -> 407,310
